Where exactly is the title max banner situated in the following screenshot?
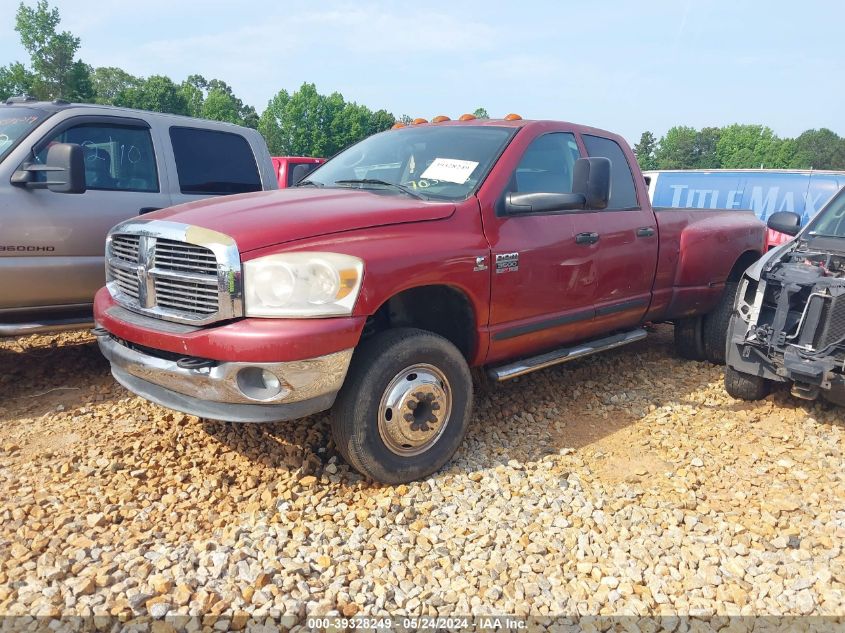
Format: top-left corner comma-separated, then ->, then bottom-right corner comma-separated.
650,171 -> 845,225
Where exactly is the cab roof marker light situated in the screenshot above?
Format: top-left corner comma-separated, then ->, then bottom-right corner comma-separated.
504,113 -> 523,121
391,122 -> 406,129
432,115 -> 451,123
459,113 -> 476,121
412,117 -> 428,125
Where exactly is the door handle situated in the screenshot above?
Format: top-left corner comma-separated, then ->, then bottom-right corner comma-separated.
575,232 -> 600,245
636,227 -> 656,237
139,207 -> 161,215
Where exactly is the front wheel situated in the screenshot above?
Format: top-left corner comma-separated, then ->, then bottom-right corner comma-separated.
331,328 -> 473,484
703,281 -> 739,364
724,365 -> 771,401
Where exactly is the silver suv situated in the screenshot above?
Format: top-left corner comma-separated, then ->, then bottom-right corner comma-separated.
0,97 -> 277,337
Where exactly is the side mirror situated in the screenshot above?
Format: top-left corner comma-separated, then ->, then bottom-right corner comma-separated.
572,157 -> 611,210
767,211 -> 801,236
44,143 -> 86,193
504,192 -> 586,214
10,142 -> 86,194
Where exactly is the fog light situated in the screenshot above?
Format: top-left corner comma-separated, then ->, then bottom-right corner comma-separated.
236,367 -> 286,401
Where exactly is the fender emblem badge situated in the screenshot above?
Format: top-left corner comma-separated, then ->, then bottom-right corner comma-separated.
473,256 -> 488,272
495,253 -> 519,273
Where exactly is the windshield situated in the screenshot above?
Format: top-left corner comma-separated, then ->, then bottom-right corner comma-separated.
806,187 -> 845,238
0,107 -> 49,162
304,125 -> 516,200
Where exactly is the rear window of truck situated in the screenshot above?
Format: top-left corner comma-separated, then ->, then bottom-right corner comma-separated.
582,134 -> 639,210
170,127 -> 261,195
287,162 -> 319,187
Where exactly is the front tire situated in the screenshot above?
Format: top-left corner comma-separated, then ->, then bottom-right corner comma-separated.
724,365 -> 771,401
331,328 -> 473,484
703,281 -> 739,364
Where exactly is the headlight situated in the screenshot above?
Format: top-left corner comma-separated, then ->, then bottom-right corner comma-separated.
736,276 -> 761,323
243,252 -> 363,317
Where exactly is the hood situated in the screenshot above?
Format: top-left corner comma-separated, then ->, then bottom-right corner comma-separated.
745,240 -> 796,281
148,188 -> 456,253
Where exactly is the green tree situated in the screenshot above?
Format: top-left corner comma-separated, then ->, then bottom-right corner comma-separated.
179,74 -> 206,117
259,82 -> 396,156
178,75 -> 258,128
114,75 -> 189,115
202,89 -> 241,124
90,66 -> 139,104
655,126 -> 698,169
332,100 -> 372,150
472,107 -> 489,119
789,128 -> 845,170
715,124 -> 792,168
694,126 -> 721,168
771,137 -> 798,169
258,89 -> 289,155
633,131 -> 657,170
0,62 -> 34,100
11,0 -> 92,101
369,109 -> 396,134
282,83 -> 327,155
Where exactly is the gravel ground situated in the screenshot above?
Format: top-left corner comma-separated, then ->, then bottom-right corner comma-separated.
1,326 -> 844,624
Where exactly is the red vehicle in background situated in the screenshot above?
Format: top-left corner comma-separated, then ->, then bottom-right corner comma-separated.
272,156 -> 325,188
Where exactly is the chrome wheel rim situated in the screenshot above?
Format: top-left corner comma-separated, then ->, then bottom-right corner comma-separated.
377,363 -> 453,457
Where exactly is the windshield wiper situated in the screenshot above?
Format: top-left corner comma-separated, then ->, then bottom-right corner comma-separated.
334,179 -> 424,200
295,179 -> 324,188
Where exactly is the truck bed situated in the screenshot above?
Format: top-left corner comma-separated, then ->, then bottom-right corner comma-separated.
648,207 -> 764,322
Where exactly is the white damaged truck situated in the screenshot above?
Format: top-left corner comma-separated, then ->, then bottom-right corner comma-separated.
726,188 -> 845,405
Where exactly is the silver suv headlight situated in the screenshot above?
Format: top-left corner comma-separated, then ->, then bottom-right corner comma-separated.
243,252 -> 364,317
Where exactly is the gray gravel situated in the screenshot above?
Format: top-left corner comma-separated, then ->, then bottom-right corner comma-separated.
0,326 -> 844,621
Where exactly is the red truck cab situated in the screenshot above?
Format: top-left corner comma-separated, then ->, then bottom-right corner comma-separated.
94,115 -> 765,483
272,156 -> 325,188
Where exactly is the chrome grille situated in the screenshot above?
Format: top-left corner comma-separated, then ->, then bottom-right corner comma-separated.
111,234 -> 140,263
112,266 -> 140,299
154,277 -> 219,315
154,238 -> 218,275
105,221 -> 242,325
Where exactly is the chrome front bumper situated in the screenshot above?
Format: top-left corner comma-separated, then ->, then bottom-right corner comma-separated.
96,332 -> 352,422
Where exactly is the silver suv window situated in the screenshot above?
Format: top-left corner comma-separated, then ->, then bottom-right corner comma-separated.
169,127 -> 261,195
35,122 -> 159,192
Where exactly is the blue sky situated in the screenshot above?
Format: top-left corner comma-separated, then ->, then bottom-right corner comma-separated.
1,0 -> 843,145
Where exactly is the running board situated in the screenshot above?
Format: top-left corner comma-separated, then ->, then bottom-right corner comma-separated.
0,318 -> 94,337
488,328 -> 647,382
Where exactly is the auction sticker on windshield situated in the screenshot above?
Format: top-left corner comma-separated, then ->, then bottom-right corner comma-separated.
421,158 -> 479,184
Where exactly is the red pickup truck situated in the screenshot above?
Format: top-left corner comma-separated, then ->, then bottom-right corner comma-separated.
272,156 -> 325,188
94,115 -> 765,483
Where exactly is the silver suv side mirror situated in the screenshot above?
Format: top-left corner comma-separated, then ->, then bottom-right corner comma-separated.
11,142 -> 87,194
